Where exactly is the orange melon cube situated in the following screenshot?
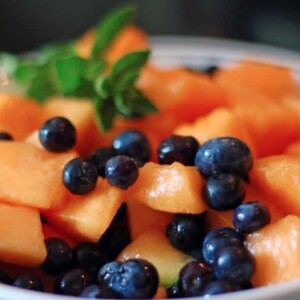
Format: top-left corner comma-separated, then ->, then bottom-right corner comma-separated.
127,162 -> 207,214
0,202 -> 46,266
45,178 -> 124,242
246,215 -> 300,287
250,155 -> 300,215
285,140 -> 300,156
0,142 -> 76,209
0,93 -> 43,139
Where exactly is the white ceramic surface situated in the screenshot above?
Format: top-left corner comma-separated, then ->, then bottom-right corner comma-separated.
1,37 -> 300,300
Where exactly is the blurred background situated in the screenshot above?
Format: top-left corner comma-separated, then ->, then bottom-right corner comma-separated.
0,0 -> 300,53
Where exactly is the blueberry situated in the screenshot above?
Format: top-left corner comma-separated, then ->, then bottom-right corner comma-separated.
201,65 -> 219,76
105,155 -> 138,189
98,259 -> 159,299
112,130 -> 151,165
62,157 -> 98,195
166,213 -> 206,251
166,283 -> 182,298
233,201 -> 271,233
55,268 -> 93,296
80,284 -> 117,298
90,147 -> 117,177
39,116 -> 76,152
214,245 -> 255,285
194,137 -> 253,179
157,135 -> 199,166
0,271 -> 11,284
178,260 -> 215,297
200,280 -> 241,296
202,227 -> 244,264
74,242 -> 108,274
12,274 -> 44,291
41,238 -> 73,276
0,132 -> 13,141
203,174 -> 245,210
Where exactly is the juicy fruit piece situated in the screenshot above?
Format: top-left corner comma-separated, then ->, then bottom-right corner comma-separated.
39,117 -> 76,152
98,259 -> 159,299
117,229 -> 194,286
0,202 -> 46,266
62,158 -> 98,195
45,178 -> 123,242
246,215 -> 300,286
0,93 -> 44,140
195,137 -> 253,179
285,140 -> 300,156
233,201 -> 271,234
127,162 -> 207,214
42,223 -> 76,247
157,135 -> 199,165
12,274 -> 44,291
250,155 -> 300,215
0,142 -> 76,209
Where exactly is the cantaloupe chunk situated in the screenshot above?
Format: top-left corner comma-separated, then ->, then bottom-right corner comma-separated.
137,65 -> 228,122
246,215 -> 300,286
0,93 -> 43,139
45,178 -> 124,242
0,202 -> 46,266
250,155 -> 300,215
214,61 -> 294,100
285,140 -> 300,156
43,97 -> 102,155
117,229 -> 194,287
174,108 -> 256,157
0,142 -> 76,210
126,200 -> 173,239
127,162 -> 207,214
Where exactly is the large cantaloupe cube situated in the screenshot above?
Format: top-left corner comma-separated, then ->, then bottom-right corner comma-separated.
45,178 -> 124,242
0,93 -> 43,139
285,140 -> 300,156
250,155 -> 300,215
127,162 -> 207,214
0,202 -> 46,266
0,142 -> 76,209
246,215 -> 300,287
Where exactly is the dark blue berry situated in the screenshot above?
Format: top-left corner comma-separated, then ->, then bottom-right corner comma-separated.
200,280 -> 241,296
194,137 -> 253,179
157,135 -> 199,166
166,213 -> 206,251
41,238 -> 73,276
90,147 -> 117,177
12,274 -> 44,291
112,130 -> 151,165
233,201 -> 271,233
62,157 -> 98,195
74,242 -> 108,274
202,227 -> 244,264
214,245 -> 255,285
201,65 -> 219,76
203,174 -> 245,211
0,271 -> 11,284
105,155 -> 138,189
80,284 -> 117,298
98,259 -> 159,299
178,260 -> 215,297
39,116 -> 76,152
0,132 -> 13,141
55,268 -> 93,296
166,283 -> 182,298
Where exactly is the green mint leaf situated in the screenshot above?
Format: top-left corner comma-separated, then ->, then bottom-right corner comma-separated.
94,96 -> 117,131
39,41 -> 76,62
91,6 -> 136,59
83,59 -> 106,81
54,55 -> 85,94
13,62 -> 39,85
95,76 -> 112,98
0,53 -> 18,76
114,71 -> 139,91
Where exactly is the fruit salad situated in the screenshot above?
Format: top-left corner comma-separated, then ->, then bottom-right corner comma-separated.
0,5 -> 300,300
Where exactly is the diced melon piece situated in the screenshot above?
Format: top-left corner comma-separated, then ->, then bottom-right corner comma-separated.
174,108 -> 256,157
0,142 -> 76,209
117,229 -> 194,286
246,215 -> 300,286
285,140 -> 300,156
127,162 -> 207,214
154,287 -> 167,299
126,200 -> 173,239
0,93 -> 43,139
0,202 -> 46,266
43,97 -> 102,155
45,178 -> 124,242
250,155 -> 300,215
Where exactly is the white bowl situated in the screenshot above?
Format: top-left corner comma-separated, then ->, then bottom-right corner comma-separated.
1,37 -> 300,300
